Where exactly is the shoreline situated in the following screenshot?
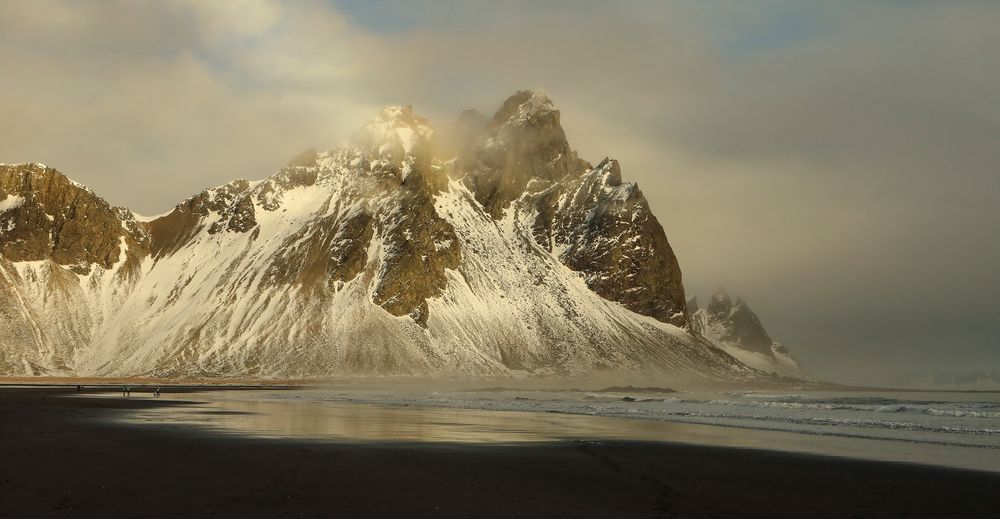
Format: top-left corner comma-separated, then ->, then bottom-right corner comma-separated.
3,387 -> 999,518
91,387 -> 1000,472
0,376 -> 310,387
3,375 -> 998,394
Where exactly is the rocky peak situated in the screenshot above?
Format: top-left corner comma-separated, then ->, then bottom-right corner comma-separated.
706,287 -> 733,320
356,105 -> 435,162
688,287 -> 809,378
458,90 -> 589,218
694,288 -> 774,356
485,90 -> 570,165
550,158 -> 689,327
601,158 -> 624,186
489,90 -> 557,130
0,163 -> 146,275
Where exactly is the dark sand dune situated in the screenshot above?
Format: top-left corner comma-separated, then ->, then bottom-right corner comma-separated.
2,387 -> 998,518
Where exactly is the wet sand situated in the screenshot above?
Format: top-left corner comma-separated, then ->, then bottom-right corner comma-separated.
2,387 -> 999,518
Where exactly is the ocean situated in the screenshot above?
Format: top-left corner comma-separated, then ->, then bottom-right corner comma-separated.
109,385 -> 1000,473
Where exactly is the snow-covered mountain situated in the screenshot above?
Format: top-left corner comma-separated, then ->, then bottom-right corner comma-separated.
688,289 -> 809,379
1,90 -> 796,380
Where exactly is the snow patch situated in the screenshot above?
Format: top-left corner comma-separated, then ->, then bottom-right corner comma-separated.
0,194 -> 25,213
132,209 -> 174,222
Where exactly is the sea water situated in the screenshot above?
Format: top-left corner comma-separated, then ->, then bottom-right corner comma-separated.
109,386 -> 1000,472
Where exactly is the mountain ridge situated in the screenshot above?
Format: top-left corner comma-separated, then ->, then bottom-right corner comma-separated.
0,90 -> 797,380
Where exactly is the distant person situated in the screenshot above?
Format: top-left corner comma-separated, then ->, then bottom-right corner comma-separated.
122,385 -> 127,397
76,385 -> 83,393
154,387 -> 161,398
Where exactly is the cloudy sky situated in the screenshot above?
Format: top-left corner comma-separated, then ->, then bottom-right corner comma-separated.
1,0 -> 997,384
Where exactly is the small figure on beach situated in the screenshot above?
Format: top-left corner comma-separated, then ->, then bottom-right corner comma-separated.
122,385 -> 127,397
154,387 -> 161,398
76,385 -> 83,393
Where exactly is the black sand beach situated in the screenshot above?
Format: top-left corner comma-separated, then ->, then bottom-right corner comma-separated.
2,387 -> 998,518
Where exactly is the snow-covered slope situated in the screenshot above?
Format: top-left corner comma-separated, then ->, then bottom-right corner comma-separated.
0,91 -> 768,380
688,289 -> 810,379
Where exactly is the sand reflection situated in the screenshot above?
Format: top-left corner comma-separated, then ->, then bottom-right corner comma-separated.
90,390 -> 1000,472
123,394 -> 733,444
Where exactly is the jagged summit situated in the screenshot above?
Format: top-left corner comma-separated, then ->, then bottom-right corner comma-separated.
488,90 -> 568,156
699,287 -> 772,354
357,104 -> 435,159
690,288 -> 808,378
0,163 -> 145,275
709,286 -> 731,306
455,90 -> 587,218
489,90 -> 556,129
0,90 -> 786,380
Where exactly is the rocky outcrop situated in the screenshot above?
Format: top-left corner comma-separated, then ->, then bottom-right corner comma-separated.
146,105 -> 460,325
689,288 -> 808,378
702,289 -> 773,355
370,163 -> 462,325
455,91 -> 589,218
0,163 -> 147,275
453,91 -> 690,327
549,159 -> 688,326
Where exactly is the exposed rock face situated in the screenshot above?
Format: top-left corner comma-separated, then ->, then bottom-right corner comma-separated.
689,288 -> 808,378
0,91 -> 749,378
0,163 -> 147,275
549,159 -> 689,326
370,168 -> 461,325
703,289 -> 773,355
456,91 -> 589,218
453,91 -> 689,327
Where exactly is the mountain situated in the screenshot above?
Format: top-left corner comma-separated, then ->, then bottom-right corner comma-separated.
688,288 -> 809,379
2,90 -> 771,380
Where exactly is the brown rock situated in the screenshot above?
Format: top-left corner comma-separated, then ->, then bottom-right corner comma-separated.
0,163 -> 146,275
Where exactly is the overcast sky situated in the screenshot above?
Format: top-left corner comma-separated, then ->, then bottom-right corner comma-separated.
1,0 -> 997,385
